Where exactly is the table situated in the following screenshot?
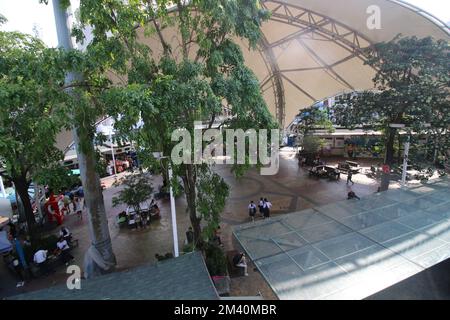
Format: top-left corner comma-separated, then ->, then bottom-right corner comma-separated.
0,216 -> 9,228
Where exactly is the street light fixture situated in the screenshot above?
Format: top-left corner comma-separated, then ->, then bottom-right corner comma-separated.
109,131 -> 118,178
0,175 -> 6,198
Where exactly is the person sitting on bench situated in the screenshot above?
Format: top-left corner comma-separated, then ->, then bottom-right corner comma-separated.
34,249 -> 51,276
232,252 -> 249,276
56,236 -> 74,265
59,227 -> 72,243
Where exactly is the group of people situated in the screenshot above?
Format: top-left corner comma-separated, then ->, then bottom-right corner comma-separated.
32,227 -> 75,276
45,187 -> 85,225
107,156 -> 136,175
248,198 -> 272,222
120,199 -> 161,230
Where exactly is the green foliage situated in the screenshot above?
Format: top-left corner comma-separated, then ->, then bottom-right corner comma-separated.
296,106 -> 335,135
112,173 -> 154,213
301,136 -> 326,154
34,164 -> 80,193
204,244 -> 228,276
0,30 -> 69,182
334,36 -> 450,169
0,29 -> 73,233
72,0 -> 277,249
196,166 -> 229,241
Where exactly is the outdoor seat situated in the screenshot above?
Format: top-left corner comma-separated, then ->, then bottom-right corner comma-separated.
226,250 -> 245,277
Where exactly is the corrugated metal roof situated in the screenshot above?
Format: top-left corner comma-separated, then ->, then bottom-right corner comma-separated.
8,251 -> 219,300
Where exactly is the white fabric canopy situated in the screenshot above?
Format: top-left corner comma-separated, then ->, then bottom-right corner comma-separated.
56,0 -> 449,151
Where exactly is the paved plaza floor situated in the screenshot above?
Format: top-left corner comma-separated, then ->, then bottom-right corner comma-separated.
1,149 -> 401,299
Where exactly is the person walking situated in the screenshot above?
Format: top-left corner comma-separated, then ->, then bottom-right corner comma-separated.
258,198 -> 264,217
73,197 -> 83,220
11,257 -> 25,287
186,227 -> 194,245
347,170 -> 354,185
248,201 -> 257,222
263,198 -> 272,219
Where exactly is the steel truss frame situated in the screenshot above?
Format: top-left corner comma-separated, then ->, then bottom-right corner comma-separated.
258,0 -> 375,127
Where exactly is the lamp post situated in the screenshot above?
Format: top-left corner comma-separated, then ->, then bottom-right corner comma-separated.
401,135 -> 410,187
159,155 -> 179,258
0,175 -> 6,198
390,123 -> 430,187
109,131 -> 117,177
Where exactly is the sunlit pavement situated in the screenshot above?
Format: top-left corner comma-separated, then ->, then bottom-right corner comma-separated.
1,149 -> 407,299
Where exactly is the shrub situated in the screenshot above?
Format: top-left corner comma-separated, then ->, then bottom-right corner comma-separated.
204,244 -> 227,276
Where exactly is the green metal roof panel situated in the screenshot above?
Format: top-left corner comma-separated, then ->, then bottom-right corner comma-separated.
8,251 -> 218,300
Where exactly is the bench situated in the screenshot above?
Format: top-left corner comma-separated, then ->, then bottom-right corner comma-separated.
226,250 -> 245,277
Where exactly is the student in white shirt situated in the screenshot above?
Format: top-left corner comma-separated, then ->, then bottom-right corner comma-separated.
59,227 -> 71,242
74,197 -> 83,220
233,252 -> 249,276
56,237 -> 73,265
33,249 -> 47,264
263,198 -> 272,219
258,198 -> 264,217
34,249 -> 51,275
248,201 -> 257,222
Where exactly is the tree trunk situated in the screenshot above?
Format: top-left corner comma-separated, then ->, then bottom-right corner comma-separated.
53,0 -> 116,277
182,164 -> 203,249
74,129 -> 116,271
13,176 -> 36,240
380,127 -> 396,191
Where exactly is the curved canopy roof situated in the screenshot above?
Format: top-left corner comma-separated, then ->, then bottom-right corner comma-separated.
242,0 -> 450,127
56,0 -> 449,151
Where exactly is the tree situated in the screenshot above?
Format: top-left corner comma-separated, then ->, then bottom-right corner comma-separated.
335,36 -> 450,190
74,0 -> 277,249
301,136 -> 326,154
0,29 -> 69,238
296,105 -> 334,136
112,173 -> 153,215
34,164 -> 80,193
51,0 -> 117,277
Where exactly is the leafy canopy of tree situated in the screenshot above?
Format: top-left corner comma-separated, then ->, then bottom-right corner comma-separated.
301,136 -> 326,155
34,164 -> 81,193
0,29 -> 70,232
112,173 -> 153,214
73,0 -> 277,248
334,36 -> 449,190
295,105 -> 334,136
